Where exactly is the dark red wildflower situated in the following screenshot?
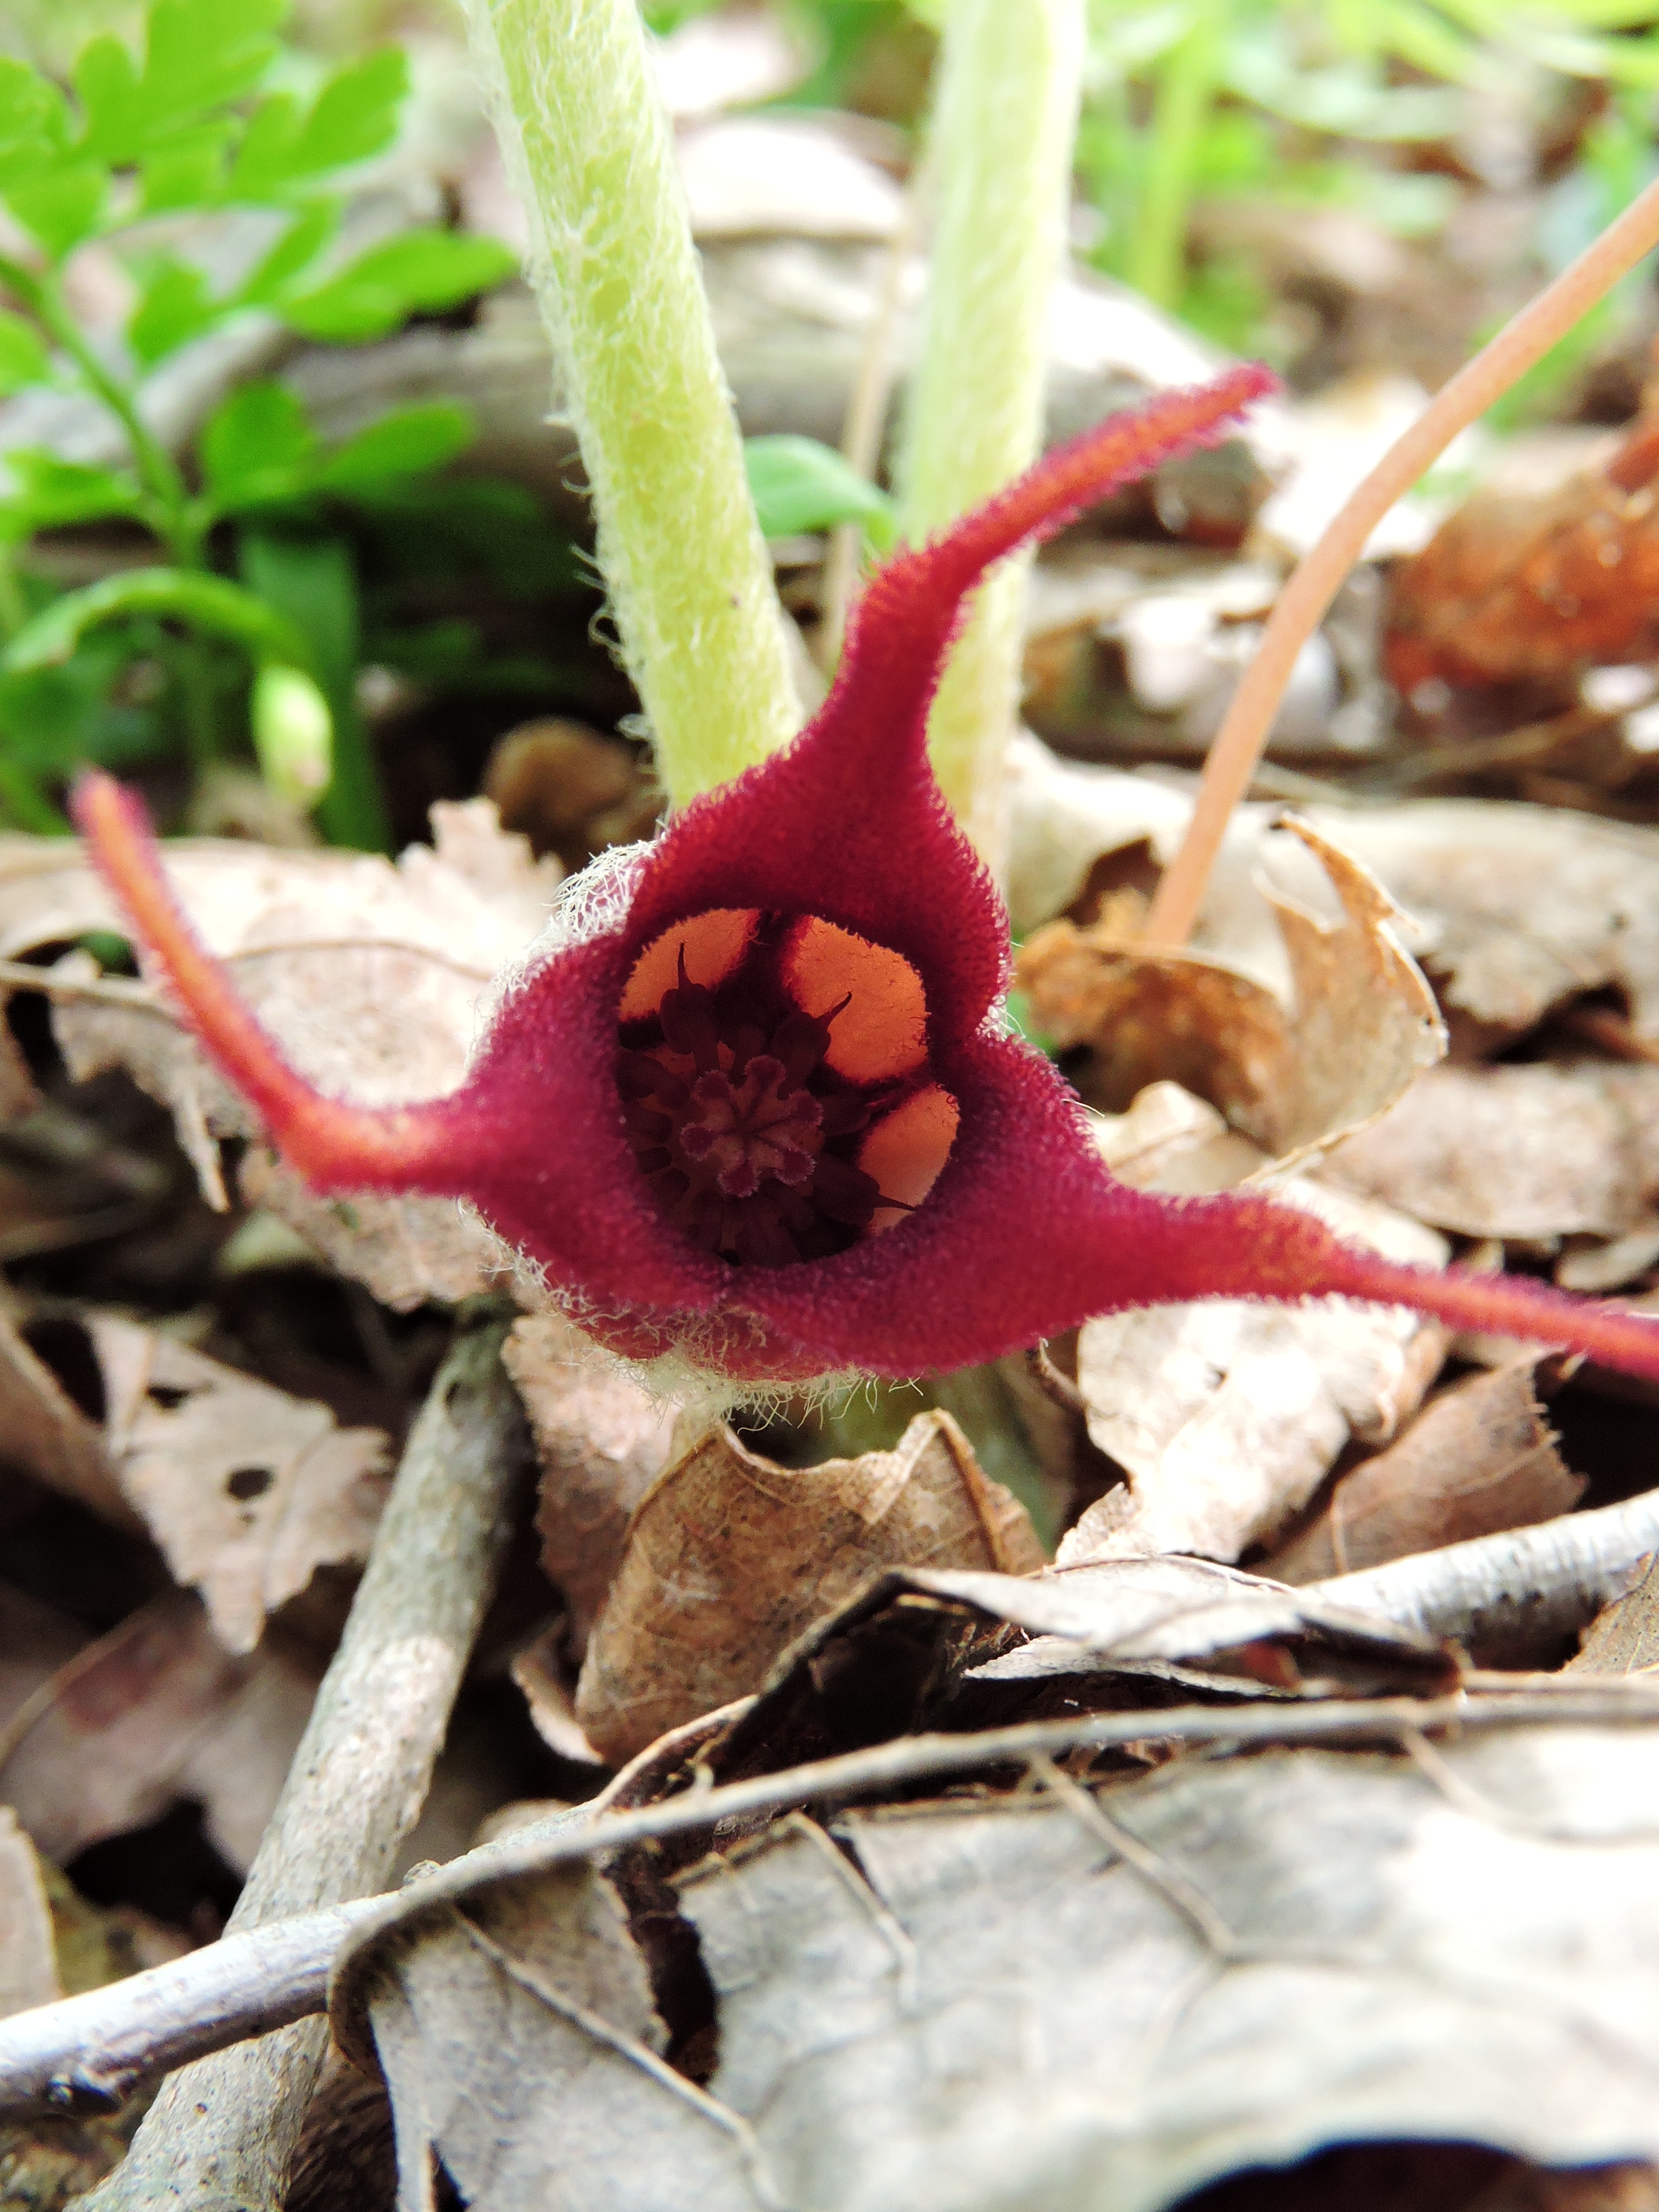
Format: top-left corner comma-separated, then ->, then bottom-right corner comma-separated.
72,367 -> 1659,1385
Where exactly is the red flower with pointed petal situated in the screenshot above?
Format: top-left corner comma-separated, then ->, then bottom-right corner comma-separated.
73,368 -> 1659,1387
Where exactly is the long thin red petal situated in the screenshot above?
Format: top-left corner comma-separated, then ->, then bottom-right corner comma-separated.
70,769 -> 458,1190
628,367 -> 1277,1046
720,1031 -> 1659,1382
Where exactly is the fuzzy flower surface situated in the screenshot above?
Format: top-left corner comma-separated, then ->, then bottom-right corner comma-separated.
74,368 -> 1659,1387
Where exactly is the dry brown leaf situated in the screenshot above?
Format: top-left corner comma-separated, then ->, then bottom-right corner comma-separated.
0,1311 -> 132,1527
0,801 -> 559,1304
506,1312 -> 679,1653
1009,742 -> 1659,1050
1330,1060 -> 1659,1242
575,1411 -> 1044,1763
1384,407 -> 1659,689
0,1311 -> 388,1653
1019,815 -> 1445,1162
1061,1179 -> 1450,1567
0,1588 -> 316,1871
1265,1358 -> 1582,1584
1091,1078 -> 1269,1193
0,1808 -> 59,2016
1570,1555 -> 1659,1676
1320,800 -> 1659,1045
508,1626 -> 606,1765
233,1150 -> 506,1312
86,1313 -> 390,1656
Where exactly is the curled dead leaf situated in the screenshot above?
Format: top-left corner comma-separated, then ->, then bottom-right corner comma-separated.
1062,1180 -> 1450,1568
1265,1357 -> 1583,1584
1330,1060 -> 1659,1242
1018,815 -> 1445,1164
575,1412 -> 1044,1764
506,1312 -> 679,1654
0,1588 -> 316,1872
0,802 -> 559,1307
0,1809 -> 58,2017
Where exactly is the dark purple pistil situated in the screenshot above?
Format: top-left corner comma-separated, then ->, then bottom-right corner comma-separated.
618,939 -> 903,1269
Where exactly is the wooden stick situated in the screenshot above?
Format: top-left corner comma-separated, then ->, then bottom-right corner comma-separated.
76,1303 -> 530,2212
1141,172 -> 1659,950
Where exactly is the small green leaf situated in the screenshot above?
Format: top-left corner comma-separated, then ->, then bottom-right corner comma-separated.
81,0 -> 283,165
743,435 -> 897,547
127,257 -> 218,368
1,451 -> 147,534
0,310 -> 50,394
313,401 -> 474,491
137,118 -> 237,212
281,230 -> 518,344
0,58 -> 70,185
199,379 -> 318,511
237,199 -> 340,305
3,567 -> 312,676
239,527 -> 388,849
73,33 -> 145,165
230,49 -> 407,199
5,163 -> 106,259
140,0 -> 284,132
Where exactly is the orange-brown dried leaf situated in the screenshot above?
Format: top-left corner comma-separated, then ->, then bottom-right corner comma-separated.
575,1410 -> 1044,1764
1017,815 -> 1444,1160
507,1312 -> 679,1654
1385,414 -> 1659,689
1265,1357 -> 1582,1584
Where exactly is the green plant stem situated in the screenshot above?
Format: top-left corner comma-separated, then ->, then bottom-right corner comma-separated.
0,258 -> 226,761
458,0 -> 800,808
1125,0 -> 1225,310
893,0 -> 1086,869
0,256 -> 190,539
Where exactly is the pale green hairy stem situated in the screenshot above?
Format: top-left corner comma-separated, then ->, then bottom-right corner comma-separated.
895,0 -> 1086,869
459,0 -> 800,806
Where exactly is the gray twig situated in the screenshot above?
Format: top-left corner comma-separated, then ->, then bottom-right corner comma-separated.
73,1303 -> 531,2212
7,1677 -> 1658,2125
1306,1488 -> 1659,1658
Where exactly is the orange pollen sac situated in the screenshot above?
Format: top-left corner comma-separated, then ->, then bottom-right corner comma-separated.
616,909 -> 955,1269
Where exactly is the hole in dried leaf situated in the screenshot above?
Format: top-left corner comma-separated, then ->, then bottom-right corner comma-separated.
22,1316 -> 106,1424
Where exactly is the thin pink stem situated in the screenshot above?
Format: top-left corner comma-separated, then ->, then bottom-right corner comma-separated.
1142,172 -> 1659,950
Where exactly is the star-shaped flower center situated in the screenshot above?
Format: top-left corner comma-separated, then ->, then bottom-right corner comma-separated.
616,907 -> 956,1269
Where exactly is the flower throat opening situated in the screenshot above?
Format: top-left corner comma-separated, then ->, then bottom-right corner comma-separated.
617,907 -> 958,1268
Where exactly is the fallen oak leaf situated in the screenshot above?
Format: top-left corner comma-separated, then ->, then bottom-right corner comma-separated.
0,1810 -> 58,2018
575,1410 -> 1044,1765
1330,1060 -> 1659,1244
1313,798 -> 1659,1048
0,1307 -> 390,1657
507,1311 -> 678,1654
1060,1181 -> 1450,1569
1017,813 -> 1446,1160
0,802 -> 558,1307
0,1589 -> 316,1873
1385,398 -> 1659,691
89,1313 -> 391,1658
68,371 -> 1659,1392
1265,1357 -> 1583,1585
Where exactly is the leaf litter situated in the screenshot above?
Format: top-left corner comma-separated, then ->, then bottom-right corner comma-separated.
14,29 -> 1659,2212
